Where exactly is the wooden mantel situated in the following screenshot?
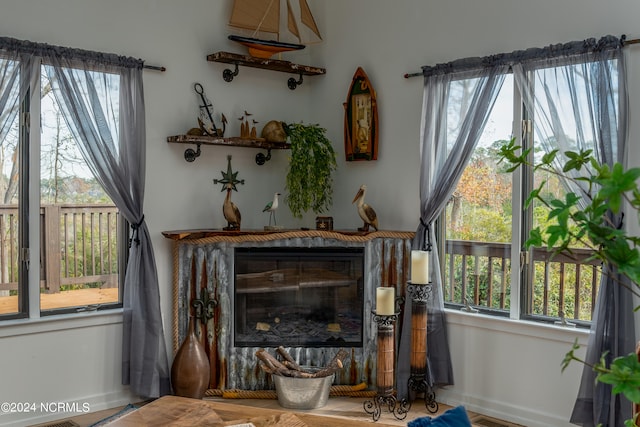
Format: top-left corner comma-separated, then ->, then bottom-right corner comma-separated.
162,228 -> 415,242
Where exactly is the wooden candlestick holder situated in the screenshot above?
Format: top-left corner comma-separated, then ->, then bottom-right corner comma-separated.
364,311 -> 410,422
406,281 -> 438,413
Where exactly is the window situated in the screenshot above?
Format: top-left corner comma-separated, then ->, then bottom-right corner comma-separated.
442,56 -> 617,324
0,58 -> 125,319
443,75 -> 514,315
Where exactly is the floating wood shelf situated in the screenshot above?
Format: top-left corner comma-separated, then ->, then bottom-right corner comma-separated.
167,134 -> 290,149
167,134 -> 290,164
207,51 -> 326,90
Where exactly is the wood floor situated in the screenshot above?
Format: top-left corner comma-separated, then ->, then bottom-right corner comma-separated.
0,288 -> 118,314
30,396 -> 525,427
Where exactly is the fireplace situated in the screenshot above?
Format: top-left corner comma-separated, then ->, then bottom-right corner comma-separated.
233,247 -> 364,348
164,229 -> 414,391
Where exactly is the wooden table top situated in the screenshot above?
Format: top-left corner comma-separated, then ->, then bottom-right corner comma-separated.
109,395 -> 399,426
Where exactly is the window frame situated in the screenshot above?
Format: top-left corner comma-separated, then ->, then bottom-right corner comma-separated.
439,70 -> 519,319
440,60 -> 608,327
0,57 -> 127,321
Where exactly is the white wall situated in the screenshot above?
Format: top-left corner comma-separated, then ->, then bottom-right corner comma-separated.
0,0 -> 638,426
0,313 -> 131,426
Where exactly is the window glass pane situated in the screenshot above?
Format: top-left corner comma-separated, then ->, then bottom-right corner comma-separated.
443,75 -> 513,312
39,67 -> 120,312
525,63 -> 610,322
0,58 -> 20,316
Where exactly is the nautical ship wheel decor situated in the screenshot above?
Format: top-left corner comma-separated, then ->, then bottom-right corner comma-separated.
344,67 -> 378,161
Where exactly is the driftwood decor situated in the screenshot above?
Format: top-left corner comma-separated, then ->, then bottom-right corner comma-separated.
256,346 -> 348,378
344,67 -> 378,161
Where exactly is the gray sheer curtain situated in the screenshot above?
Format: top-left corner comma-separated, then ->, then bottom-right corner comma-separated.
0,53 -> 20,157
397,58 -> 509,398
512,35 -> 634,427
0,36 -> 171,398
0,43 -> 39,207
47,53 -> 171,399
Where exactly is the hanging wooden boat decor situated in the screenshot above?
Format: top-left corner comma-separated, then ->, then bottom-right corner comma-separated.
343,67 -> 378,161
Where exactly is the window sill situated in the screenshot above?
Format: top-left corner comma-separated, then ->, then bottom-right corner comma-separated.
445,308 -> 590,345
0,308 -> 123,339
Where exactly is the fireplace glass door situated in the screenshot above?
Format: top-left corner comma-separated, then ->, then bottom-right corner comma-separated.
234,247 -> 364,347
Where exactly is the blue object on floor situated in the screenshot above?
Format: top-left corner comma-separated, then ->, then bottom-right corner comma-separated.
408,405 -> 472,427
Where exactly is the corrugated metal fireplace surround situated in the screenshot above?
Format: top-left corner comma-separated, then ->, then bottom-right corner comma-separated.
169,230 -> 414,392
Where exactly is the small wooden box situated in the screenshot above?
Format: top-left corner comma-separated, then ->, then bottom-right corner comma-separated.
315,216 -> 333,231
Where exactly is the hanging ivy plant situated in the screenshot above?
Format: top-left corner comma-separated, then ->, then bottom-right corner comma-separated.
283,122 -> 337,219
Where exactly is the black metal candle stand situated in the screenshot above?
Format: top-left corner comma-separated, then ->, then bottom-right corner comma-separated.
364,390 -> 411,422
407,372 -> 439,413
364,312 -> 410,422
406,281 -> 439,414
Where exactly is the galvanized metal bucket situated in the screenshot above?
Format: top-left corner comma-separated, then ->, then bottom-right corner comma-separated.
272,369 -> 334,409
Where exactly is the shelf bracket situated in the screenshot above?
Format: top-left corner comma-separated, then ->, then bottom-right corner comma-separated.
184,144 -> 202,162
288,73 -> 304,90
255,148 -> 272,165
223,63 -> 240,82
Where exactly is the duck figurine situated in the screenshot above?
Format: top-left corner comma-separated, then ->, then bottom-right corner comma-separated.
352,184 -> 378,232
223,183 -> 241,230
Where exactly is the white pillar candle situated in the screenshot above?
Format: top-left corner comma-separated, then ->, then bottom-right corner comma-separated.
376,287 -> 395,315
411,250 -> 430,284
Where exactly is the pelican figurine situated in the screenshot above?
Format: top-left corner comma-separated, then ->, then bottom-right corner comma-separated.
223,184 -> 241,230
352,184 -> 378,232
263,192 -> 281,226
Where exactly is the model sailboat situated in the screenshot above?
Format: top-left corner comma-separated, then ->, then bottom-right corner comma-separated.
228,0 -> 322,59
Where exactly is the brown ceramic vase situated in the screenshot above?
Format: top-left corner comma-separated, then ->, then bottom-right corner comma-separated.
171,315 -> 210,399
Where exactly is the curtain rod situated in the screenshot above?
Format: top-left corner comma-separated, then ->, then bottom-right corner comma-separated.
0,35 -> 167,72
403,37 -> 640,79
143,64 -> 166,72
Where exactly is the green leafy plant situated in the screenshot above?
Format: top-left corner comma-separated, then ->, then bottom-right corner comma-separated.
283,122 -> 337,219
498,138 -> 640,281
499,138 -> 640,424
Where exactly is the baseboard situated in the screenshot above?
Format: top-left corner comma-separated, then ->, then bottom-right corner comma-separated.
437,387 -> 573,427
0,389 -> 136,427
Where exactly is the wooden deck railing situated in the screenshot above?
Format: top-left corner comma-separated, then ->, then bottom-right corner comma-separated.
444,240 -> 511,310
0,204 -> 119,293
443,239 -> 600,321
